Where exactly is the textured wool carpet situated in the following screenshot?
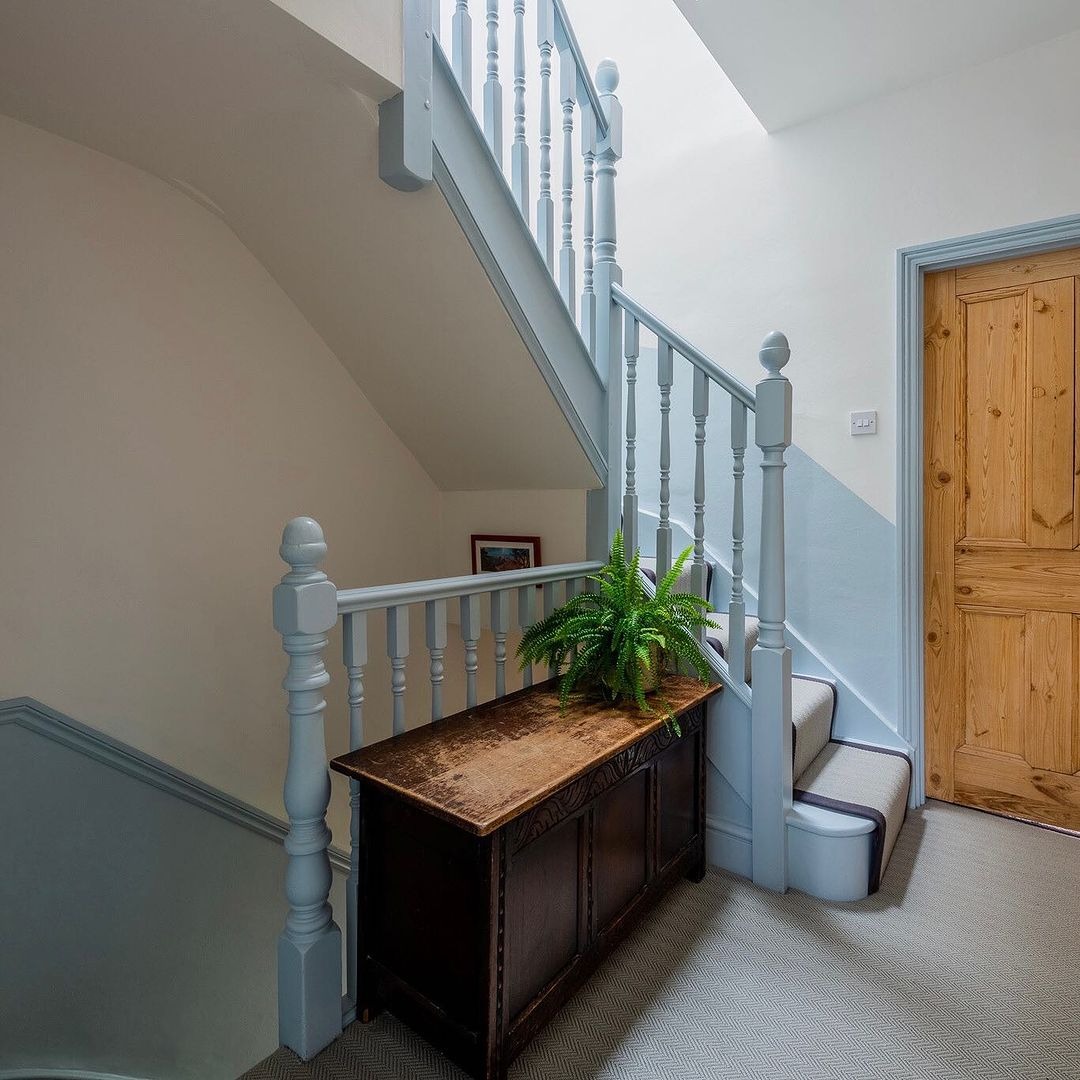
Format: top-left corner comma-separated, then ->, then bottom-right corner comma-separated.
243,802 -> 1080,1079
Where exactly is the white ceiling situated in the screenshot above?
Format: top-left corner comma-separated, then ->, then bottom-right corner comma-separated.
675,0 -> 1080,131
0,0 -> 599,491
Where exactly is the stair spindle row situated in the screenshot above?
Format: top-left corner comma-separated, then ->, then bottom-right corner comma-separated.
440,0 -> 612,359
613,301 -> 767,695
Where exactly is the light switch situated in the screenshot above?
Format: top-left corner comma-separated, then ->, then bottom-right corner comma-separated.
850,410 -> 878,436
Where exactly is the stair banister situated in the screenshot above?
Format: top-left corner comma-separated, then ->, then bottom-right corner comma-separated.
558,45 -> 578,317
622,309 -> 639,557
588,57 -> 625,563
274,517 -> 343,1060
750,332 -> 794,894
483,0 -> 503,165
690,367 -> 711,611
581,109 -> 597,359
536,1 -> 556,271
729,399 -> 749,686
276,522 -> 605,1055
343,611 -> 367,1012
452,0 -> 472,105
656,339 -> 674,579
511,0 -> 529,218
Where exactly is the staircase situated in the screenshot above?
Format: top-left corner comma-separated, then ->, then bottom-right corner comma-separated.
643,556 -> 911,902
272,0 -> 914,1061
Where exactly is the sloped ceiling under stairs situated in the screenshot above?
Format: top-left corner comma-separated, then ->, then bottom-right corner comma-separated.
0,0 -> 600,491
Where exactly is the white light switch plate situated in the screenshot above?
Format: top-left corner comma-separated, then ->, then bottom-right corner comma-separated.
850,410 -> 878,435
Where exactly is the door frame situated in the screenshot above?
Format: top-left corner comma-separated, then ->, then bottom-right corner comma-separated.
897,212 -> 1080,805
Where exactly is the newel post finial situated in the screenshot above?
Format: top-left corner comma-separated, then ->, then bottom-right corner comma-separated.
750,332 -> 794,896
274,516 -> 342,1059
758,330 -> 791,377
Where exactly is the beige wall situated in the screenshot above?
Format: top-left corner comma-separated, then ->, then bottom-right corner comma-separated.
0,117 -> 589,837
440,490 -> 587,577
0,116 -> 452,822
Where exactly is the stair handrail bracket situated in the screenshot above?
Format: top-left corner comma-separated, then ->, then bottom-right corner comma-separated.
274,514 -> 604,1057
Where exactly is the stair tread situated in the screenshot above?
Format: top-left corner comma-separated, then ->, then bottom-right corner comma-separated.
705,613 -> 759,678
638,556 -> 713,598
794,741 -> 912,892
791,676 -> 836,783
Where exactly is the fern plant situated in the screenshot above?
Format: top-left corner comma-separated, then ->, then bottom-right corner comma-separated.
517,531 -> 713,730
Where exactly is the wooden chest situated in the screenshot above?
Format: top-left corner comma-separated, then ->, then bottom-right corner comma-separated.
330,675 -> 718,1080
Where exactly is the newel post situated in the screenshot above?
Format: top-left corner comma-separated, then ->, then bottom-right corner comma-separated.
750,333 -> 793,894
586,58 -> 625,562
274,517 -> 343,1058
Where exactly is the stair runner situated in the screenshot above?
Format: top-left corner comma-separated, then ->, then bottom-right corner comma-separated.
641,558 -> 910,894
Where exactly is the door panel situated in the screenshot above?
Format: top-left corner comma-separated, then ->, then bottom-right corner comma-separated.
1024,611 -> 1076,774
961,292 -> 1027,544
1031,279 -> 1075,549
925,251 -> 1080,831
960,608 -> 1025,757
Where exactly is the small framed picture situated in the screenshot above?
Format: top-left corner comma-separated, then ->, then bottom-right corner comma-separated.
471,534 -> 543,575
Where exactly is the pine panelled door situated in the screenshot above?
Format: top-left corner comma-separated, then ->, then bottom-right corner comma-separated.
925,249 -> 1080,831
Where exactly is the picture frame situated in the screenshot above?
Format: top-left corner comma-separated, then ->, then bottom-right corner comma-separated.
471,534 -> 543,576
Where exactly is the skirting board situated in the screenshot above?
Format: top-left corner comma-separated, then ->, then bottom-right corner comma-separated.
705,815 -> 753,880
0,1071 -> 149,1080
0,696 -> 349,873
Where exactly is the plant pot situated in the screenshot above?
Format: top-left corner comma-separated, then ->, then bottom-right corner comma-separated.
641,643 -> 664,694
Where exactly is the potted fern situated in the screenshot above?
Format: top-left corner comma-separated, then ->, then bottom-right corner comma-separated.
516,532 -> 713,731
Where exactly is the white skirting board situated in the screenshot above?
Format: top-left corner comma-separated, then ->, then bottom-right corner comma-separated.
705,815 -> 753,880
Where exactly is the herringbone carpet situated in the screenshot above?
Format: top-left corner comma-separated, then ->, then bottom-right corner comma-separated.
243,802 -> 1080,1079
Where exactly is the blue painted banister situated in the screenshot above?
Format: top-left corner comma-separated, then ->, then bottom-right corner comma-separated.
552,0 -> 608,138
536,1 -> 556,271
750,332 -> 794,893
511,0 -> 529,219
452,0 -> 472,104
273,517 -> 342,1060
610,283 -> 757,409
337,560 -> 602,613
483,0 -> 503,165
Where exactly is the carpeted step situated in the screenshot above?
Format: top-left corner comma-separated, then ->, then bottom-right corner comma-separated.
638,555 -> 713,598
704,612 -> 759,679
794,741 -> 912,893
791,676 -> 835,783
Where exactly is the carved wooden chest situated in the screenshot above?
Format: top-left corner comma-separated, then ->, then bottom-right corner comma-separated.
331,675 -> 718,1080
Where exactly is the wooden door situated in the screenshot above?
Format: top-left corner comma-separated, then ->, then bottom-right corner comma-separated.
925,249 -> 1080,831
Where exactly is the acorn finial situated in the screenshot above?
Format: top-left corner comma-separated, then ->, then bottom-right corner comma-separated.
759,331 -> 790,376
596,58 -> 619,95
280,516 -> 327,572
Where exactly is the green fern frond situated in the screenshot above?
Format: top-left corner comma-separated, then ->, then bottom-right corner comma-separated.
514,531 -> 712,729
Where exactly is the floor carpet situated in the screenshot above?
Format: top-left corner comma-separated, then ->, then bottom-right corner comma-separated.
243,801 -> 1080,1079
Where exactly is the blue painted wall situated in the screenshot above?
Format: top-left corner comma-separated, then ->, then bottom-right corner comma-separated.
630,346 -> 899,734
0,701 -> 347,1079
